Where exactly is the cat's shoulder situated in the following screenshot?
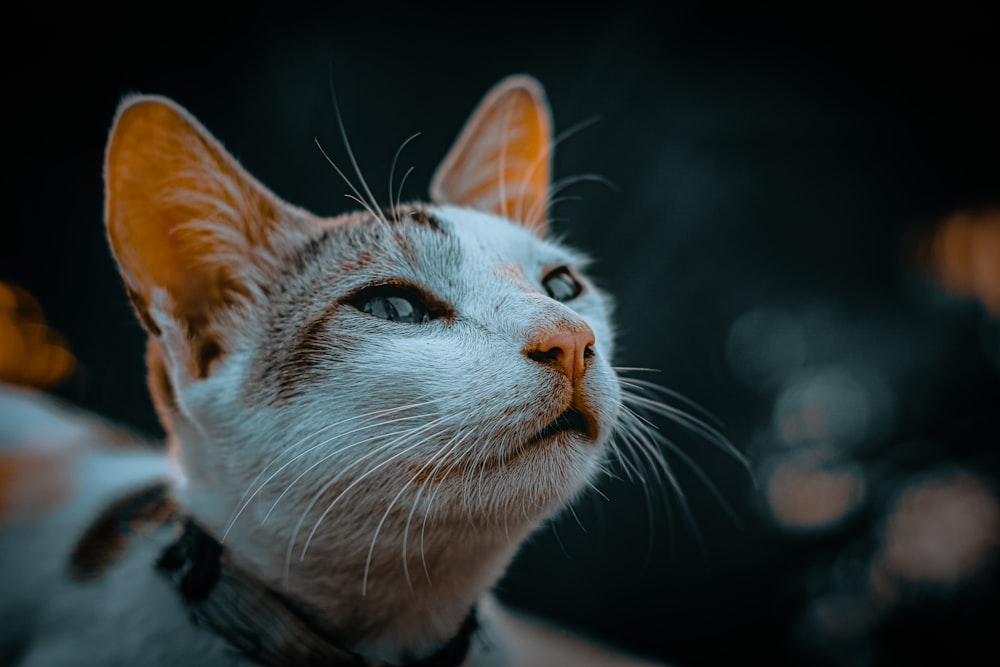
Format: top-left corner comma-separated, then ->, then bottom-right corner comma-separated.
0,385 -> 186,665
0,384 -> 169,525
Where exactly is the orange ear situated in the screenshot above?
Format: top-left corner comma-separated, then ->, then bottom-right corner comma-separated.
430,75 -> 553,236
105,95 -> 309,378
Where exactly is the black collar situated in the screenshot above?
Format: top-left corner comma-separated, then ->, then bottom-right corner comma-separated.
157,517 -> 478,667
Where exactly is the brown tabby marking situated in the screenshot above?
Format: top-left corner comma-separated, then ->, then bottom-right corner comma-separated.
340,252 -> 374,274
125,287 -> 162,337
273,305 -> 347,402
69,482 -> 176,580
395,207 -> 443,234
145,339 -> 182,438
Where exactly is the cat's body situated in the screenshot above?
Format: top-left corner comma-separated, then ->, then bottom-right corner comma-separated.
0,76 -> 663,666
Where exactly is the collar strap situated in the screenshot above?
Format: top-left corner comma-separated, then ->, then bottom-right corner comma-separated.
157,518 -> 478,667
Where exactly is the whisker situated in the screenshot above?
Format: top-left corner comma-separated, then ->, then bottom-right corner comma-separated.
620,389 -> 752,475
395,166 -> 415,222
566,501 -> 588,533
328,72 -> 388,224
653,429 -> 745,530
525,173 -> 618,226
300,416 -> 450,562
621,399 -> 744,529
514,114 -> 603,223
261,417 -> 431,525
497,94 -> 516,219
401,429 -> 476,589
617,435 -> 662,568
283,416 -> 448,586
618,406 -> 671,483
224,398 -> 446,540
549,520 -> 572,560
612,424 -> 670,567
344,193 -> 376,213
315,139 -> 383,224
420,435 -> 483,583
615,371 -> 723,428
471,421 -> 506,512
616,407 -> 683,532
470,420 -> 511,518
388,132 -> 421,223
616,436 -> 670,524
362,425 -> 465,595
618,422 -> 709,564
607,437 -> 645,483
539,195 -> 582,214
453,416 -> 500,516
584,479 -> 610,503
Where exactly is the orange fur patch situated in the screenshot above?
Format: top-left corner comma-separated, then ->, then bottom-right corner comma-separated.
0,451 -> 74,525
105,96 -> 308,381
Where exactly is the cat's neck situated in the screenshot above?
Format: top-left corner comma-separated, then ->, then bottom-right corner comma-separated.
172,428 -> 535,664
222,506 -> 528,663
156,514 -> 494,666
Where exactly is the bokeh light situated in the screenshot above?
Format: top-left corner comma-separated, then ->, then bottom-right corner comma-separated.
766,457 -> 866,530
773,366 -> 894,452
874,470 -> 1000,589
910,209 -> 1000,316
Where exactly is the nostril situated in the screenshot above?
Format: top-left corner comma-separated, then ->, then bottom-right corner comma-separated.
528,346 -> 564,365
524,326 -> 595,386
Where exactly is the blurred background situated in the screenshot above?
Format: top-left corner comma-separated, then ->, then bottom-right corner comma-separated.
3,2 -> 998,665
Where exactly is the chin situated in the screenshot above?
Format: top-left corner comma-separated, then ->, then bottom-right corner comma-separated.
471,432 -> 605,522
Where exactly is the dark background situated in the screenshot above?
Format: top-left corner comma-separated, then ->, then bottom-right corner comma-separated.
4,3 -> 999,666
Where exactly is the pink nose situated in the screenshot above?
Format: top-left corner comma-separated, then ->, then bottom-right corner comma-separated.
525,325 -> 596,386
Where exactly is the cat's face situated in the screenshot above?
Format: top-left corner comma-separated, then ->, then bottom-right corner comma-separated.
104,76 -> 621,576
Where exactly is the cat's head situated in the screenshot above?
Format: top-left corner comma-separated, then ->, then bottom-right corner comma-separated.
104,76 -> 621,580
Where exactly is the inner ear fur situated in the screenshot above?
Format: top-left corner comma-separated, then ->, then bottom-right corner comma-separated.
104,95 -> 316,379
430,75 -> 553,237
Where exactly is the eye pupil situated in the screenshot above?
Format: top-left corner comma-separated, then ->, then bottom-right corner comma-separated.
542,267 -> 582,302
362,297 -> 389,319
359,292 -> 429,323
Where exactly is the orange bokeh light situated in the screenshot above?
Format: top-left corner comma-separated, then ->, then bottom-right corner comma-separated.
910,209 -> 1000,315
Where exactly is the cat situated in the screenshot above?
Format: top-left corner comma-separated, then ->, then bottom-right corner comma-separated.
0,75 -> 665,666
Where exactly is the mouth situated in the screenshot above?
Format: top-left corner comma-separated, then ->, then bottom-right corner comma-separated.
528,408 -> 596,445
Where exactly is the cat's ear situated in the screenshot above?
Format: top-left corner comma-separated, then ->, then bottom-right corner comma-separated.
105,95 -> 314,379
430,75 -> 553,237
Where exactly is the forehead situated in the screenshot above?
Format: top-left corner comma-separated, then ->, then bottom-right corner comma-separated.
428,204 -> 579,270
311,205 -> 586,298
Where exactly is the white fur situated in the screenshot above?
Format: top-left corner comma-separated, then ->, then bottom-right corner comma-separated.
151,205 -> 622,661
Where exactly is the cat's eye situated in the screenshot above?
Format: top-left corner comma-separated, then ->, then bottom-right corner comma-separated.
542,266 -> 583,302
350,284 -> 437,324
359,293 -> 429,324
